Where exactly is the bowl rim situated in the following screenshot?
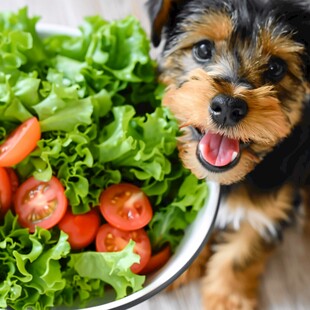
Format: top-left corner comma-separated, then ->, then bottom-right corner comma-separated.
35,22 -> 220,310
37,23 -> 81,37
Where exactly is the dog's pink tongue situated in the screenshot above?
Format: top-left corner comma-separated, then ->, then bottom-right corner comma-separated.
198,132 -> 239,167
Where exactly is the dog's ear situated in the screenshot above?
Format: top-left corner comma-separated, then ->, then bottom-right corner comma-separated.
272,0 -> 310,81
146,0 -> 184,47
285,1 -> 310,82
146,0 -> 173,47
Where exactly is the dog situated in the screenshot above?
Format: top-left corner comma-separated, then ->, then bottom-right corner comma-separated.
147,0 -> 310,309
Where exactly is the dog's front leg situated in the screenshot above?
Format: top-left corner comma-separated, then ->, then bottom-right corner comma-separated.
202,223 -> 270,310
202,184 -> 294,310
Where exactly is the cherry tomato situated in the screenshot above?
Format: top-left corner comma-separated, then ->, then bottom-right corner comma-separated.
5,168 -> 19,195
0,167 -> 12,218
96,223 -> 151,273
139,245 -> 171,275
14,176 -> 67,232
99,183 -> 153,231
0,117 -> 41,167
58,208 -> 101,250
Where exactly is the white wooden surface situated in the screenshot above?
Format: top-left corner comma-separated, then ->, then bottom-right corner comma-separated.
1,1 -> 309,309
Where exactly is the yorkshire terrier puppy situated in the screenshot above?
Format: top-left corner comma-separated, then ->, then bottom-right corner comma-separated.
147,0 -> 310,309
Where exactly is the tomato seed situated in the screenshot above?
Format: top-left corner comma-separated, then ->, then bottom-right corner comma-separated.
27,200 -> 57,223
25,184 -> 50,202
105,235 -> 118,252
117,209 -> 124,216
106,245 -> 116,251
107,233 -> 114,239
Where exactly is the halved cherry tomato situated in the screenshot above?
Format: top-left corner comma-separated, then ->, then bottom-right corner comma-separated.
99,183 -> 153,231
0,167 -> 12,218
58,208 -> 101,250
96,223 -> 151,273
5,168 -> 19,195
14,176 -> 67,232
0,117 -> 41,167
139,245 -> 171,275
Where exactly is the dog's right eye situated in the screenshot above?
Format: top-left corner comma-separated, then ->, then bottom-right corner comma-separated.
264,57 -> 287,83
193,40 -> 214,62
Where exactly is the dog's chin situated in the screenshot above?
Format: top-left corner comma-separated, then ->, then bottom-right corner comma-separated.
178,126 -> 262,185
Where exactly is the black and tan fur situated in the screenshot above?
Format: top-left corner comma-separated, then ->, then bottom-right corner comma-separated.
147,0 -> 310,309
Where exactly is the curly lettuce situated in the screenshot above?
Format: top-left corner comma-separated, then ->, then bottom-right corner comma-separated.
0,211 -> 70,310
0,7 -> 209,309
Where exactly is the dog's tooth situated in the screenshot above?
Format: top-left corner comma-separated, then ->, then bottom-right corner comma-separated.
231,151 -> 238,162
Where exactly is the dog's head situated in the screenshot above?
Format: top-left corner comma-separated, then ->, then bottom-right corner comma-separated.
147,0 -> 310,184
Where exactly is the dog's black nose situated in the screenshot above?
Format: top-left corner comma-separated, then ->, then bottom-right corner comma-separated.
209,94 -> 248,127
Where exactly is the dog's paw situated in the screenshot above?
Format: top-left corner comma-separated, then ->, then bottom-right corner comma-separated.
167,245 -> 211,291
166,265 -> 203,291
203,292 -> 257,310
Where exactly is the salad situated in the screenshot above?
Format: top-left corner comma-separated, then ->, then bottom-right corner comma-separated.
0,8 -> 209,310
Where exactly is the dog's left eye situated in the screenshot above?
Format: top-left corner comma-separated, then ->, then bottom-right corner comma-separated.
193,40 -> 214,62
264,57 -> 287,83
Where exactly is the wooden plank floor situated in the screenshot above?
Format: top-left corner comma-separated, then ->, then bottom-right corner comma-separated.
1,1 -> 309,309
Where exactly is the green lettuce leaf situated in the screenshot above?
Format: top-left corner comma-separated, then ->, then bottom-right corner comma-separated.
63,241 -> 145,301
148,174 -> 209,251
0,211 -> 70,310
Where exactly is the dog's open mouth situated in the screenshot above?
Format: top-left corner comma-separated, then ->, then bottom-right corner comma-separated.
196,130 -> 241,172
